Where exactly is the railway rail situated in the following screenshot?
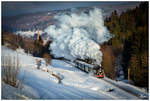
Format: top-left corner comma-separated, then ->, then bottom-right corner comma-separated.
103,78 -> 148,99
62,59 -> 148,99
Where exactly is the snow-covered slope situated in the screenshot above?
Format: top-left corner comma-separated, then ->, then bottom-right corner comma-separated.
15,30 -> 45,37
1,46 -> 148,99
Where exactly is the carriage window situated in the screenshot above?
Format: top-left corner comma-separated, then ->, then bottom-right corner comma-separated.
82,64 -> 84,70
78,63 -> 80,66
80,64 -> 82,67
80,64 -> 82,68
85,67 -> 88,72
81,64 -> 83,69
79,63 -> 81,68
78,63 -> 81,68
79,63 -> 81,67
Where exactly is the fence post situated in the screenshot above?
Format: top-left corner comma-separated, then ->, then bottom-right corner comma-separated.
128,68 -> 130,84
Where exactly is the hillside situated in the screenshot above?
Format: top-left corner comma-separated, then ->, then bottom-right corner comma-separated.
1,46 -> 148,99
2,2 -> 148,100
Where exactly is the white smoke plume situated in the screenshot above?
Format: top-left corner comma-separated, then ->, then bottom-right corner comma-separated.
45,8 -> 113,65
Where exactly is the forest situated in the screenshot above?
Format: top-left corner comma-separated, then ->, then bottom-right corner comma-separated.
103,2 -> 148,87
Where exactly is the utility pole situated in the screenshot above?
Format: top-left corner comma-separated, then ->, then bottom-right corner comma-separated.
128,68 -> 130,84
37,29 -> 40,41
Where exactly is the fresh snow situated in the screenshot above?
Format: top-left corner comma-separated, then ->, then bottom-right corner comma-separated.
2,82 -> 37,99
1,46 -> 148,99
15,30 -> 45,37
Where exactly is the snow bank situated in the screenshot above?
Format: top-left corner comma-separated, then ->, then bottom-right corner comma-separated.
50,59 -> 142,99
2,46 -> 37,68
45,8 -> 113,65
15,30 -> 44,37
104,77 -> 148,99
16,48 -> 26,54
2,82 -> 37,99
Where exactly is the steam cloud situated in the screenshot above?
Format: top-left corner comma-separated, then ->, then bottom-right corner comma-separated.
45,8 -> 113,65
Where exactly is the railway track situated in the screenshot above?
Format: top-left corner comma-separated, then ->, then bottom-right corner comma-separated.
62,59 -> 76,66
61,59 -> 148,99
102,78 -> 148,99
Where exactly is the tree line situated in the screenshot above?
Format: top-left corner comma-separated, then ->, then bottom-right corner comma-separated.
2,30 -> 52,65
103,2 -> 148,87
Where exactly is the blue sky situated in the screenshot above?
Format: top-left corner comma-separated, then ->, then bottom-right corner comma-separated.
2,2 -> 140,16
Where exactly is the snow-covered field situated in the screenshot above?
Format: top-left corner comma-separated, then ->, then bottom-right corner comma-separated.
1,46 -> 148,99
15,30 -> 45,37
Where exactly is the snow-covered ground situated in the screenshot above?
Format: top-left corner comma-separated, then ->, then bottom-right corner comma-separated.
1,46 -> 148,99
15,30 -> 45,37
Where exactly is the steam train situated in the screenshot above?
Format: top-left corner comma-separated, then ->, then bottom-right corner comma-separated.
74,60 -> 104,78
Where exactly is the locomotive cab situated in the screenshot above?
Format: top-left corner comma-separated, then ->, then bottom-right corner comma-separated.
97,66 -> 104,78
92,65 -> 104,78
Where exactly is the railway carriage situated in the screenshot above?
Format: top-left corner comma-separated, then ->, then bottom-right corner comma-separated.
74,60 -> 104,78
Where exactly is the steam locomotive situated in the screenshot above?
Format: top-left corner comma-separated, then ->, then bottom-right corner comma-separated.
74,60 -> 104,78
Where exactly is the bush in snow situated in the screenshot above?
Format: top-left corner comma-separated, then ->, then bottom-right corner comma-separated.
52,73 -> 63,84
2,55 -> 24,88
43,53 -> 51,66
2,31 -> 52,59
2,31 -> 24,50
36,59 -> 41,69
